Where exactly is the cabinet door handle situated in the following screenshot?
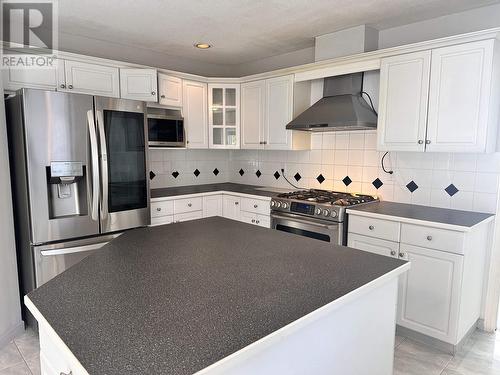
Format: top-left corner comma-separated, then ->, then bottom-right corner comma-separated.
60,371 -> 73,375
417,140 -> 424,144
256,220 -> 260,224
253,204 -> 258,208
151,91 -> 156,96
425,140 -> 431,144
390,250 -> 396,256
161,94 -> 165,98
368,225 -> 374,230
427,235 -> 432,241
156,207 -> 161,211
399,252 -> 405,258
187,203 -> 192,207
251,219 -> 255,223
60,84 -> 66,89
235,202 -> 239,205
68,84 -> 73,89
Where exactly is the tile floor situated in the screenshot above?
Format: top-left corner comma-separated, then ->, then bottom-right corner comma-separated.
0,328 -> 499,374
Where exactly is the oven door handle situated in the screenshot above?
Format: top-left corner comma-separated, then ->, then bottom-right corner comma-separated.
271,213 -> 339,229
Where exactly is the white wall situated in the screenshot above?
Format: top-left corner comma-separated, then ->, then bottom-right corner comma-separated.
0,75 -> 23,347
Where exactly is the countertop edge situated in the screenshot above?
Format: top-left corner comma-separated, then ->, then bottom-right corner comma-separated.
151,190 -> 273,201
195,262 -> 410,374
24,295 -> 90,375
346,208 -> 494,232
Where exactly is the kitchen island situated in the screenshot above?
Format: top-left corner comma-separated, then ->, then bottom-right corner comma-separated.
25,217 -> 409,375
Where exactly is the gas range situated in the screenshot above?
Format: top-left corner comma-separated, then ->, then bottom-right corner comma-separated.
270,189 -> 378,223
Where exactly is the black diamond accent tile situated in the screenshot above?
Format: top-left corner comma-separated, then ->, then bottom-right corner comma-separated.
172,171 -> 179,178
213,168 -> 219,176
406,180 -> 418,193
445,183 -> 459,197
316,174 -> 325,184
294,173 -> 301,182
255,170 -> 262,178
149,171 -> 156,180
342,176 -> 352,186
239,169 -> 244,176
274,171 -> 281,180
193,169 -> 200,177
372,178 -> 383,189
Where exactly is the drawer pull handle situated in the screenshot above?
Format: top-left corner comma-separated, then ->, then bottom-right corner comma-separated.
368,225 -> 374,230
251,219 -> 255,223
156,207 -> 161,211
188,203 -> 192,207
161,94 -> 165,98
254,204 -> 258,208
60,372 -> 72,375
235,202 -> 239,205
399,252 -> 405,258
390,250 -> 396,256
68,85 -> 73,89
427,235 -> 432,241
256,220 -> 260,224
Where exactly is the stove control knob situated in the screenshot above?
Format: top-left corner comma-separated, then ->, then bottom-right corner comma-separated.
323,209 -> 330,217
282,202 -> 288,209
276,201 -> 282,208
331,210 -> 338,218
315,208 -> 322,215
270,200 -> 276,207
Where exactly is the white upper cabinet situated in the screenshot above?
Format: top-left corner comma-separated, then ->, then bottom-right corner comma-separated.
158,74 -> 182,107
241,80 -> 266,149
3,67 -> 57,91
182,80 -> 208,149
241,75 -> 308,150
208,84 -> 240,149
265,75 -> 294,150
58,60 -> 120,97
377,39 -> 500,153
120,68 -> 158,101
426,40 -> 497,153
377,51 -> 431,152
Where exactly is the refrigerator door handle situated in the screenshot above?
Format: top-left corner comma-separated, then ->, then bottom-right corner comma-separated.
87,110 -> 99,221
40,241 -> 108,256
96,110 -> 109,220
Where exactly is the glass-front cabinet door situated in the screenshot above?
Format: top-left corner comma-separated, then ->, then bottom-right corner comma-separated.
208,83 -> 240,149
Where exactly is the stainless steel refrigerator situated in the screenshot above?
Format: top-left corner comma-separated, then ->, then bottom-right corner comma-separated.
6,89 -> 150,323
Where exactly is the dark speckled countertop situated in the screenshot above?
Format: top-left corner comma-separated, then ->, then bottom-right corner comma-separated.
347,201 -> 493,228
151,182 -> 282,199
27,217 -> 407,375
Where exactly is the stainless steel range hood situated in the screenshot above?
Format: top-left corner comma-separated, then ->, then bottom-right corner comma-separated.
286,73 -> 377,132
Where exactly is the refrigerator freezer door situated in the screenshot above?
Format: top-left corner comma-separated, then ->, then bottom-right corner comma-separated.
33,234 -> 119,287
19,89 -> 100,243
94,97 -> 150,233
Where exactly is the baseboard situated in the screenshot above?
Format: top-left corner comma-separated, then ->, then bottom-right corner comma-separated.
396,320 -> 479,355
0,321 -> 25,349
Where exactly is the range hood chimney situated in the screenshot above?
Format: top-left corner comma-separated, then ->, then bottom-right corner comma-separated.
286,26 -> 378,132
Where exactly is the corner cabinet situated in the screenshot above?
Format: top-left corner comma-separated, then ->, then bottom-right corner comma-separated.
377,39 -> 500,153
119,68 -> 158,101
208,84 -> 240,149
241,75 -> 309,150
182,80 -> 208,149
57,60 -> 120,98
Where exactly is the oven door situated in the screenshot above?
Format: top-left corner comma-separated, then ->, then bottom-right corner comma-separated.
148,115 -> 185,147
271,212 -> 343,245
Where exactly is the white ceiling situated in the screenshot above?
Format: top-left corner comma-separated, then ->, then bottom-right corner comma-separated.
57,0 -> 499,68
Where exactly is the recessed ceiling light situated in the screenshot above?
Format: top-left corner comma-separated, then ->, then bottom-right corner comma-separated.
194,43 -> 211,49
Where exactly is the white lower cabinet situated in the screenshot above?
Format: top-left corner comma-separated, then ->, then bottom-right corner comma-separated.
223,195 -> 241,221
397,244 -> 462,342
240,211 -> 270,228
347,211 -> 490,346
203,195 -> 223,217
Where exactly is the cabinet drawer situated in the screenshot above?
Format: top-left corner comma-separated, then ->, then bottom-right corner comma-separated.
151,201 -> 174,217
348,215 -> 400,242
150,215 -> 173,226
256,214 -> 270,228
174,197 -> 203,214
241,197 -> 270,215
174,211 -> 203,223
347,233 -> 399,258
401,224 -> 465,255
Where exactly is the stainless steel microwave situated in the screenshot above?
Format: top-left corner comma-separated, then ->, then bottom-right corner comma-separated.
148,114 -> 185,147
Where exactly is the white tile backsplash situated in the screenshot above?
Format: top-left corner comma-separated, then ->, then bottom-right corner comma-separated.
147,130 -> 500,214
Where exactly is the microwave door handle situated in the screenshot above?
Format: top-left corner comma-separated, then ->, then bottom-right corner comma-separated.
96,110 -> 109,220
87,110 -> 99,221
